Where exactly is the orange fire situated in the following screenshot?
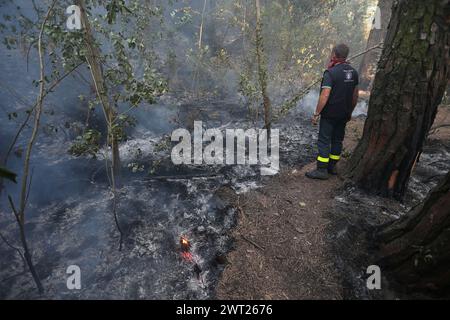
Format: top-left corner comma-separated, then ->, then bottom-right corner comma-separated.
180,236 -> 191,251
179,236 -> 203,282
180,236 -> 193,262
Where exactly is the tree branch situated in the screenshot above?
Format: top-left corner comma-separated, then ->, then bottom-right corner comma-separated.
3,62 -> 83,166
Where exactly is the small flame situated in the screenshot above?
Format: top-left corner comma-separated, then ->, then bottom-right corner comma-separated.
179,236 -> 203,283
180,236 -> 193,262
180,236 -> 191,252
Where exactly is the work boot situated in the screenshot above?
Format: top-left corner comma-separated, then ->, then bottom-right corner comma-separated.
328,159 -> 338,175
305,167 -> 329,180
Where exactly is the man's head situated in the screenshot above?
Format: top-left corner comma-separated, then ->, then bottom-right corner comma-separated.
332,44 -> 350,60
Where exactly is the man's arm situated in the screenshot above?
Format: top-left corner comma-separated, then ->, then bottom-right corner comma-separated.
312,88 -> 331,125
315,88 -> 331,115
352,86 -> 359,112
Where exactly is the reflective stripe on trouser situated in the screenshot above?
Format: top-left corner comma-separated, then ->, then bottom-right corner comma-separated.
317,156 -> 329,163
329,154 -> 340,161
317,156 -> 329,169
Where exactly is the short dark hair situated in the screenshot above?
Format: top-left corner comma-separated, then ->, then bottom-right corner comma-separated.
333,44 -> 350,59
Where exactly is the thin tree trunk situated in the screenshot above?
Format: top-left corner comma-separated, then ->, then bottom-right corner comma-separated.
255,0 -> 271,130
9,196 -> 43,293
76,0 -> 121,180
206,0 -> 219,56
192,0 -> 208,96
76,0 -> 124,247
12,0 -> 58,293
345,0 -> 450,199
377,170 -> 450,294
198,0 -> 207,50
242,0 -> 247,53
358,0 -> 393,91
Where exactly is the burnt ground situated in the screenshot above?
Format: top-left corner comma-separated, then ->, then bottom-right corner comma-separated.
216,105 -> 450,300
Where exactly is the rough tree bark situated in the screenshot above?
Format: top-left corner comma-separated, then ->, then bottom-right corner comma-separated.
345,0 -> 450,199
358,0 -> 393,91
377,171 -> 450,295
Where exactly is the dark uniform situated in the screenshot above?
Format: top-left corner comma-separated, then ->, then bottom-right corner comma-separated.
317,63 -> 359,170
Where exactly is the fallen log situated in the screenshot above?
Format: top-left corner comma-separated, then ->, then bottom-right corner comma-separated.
146,173 -> 224,181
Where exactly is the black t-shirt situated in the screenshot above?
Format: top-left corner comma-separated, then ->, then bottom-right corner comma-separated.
320,63 -> 359,120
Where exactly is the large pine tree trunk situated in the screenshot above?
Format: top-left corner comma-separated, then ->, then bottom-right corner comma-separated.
358,0 -> 393,91
345,0 -> 450,199
377,171 -> 450,295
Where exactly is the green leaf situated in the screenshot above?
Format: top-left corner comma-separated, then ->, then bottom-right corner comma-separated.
0,166 -> 17,183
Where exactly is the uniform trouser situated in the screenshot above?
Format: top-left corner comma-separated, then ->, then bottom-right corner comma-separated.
317,117 -> 347,169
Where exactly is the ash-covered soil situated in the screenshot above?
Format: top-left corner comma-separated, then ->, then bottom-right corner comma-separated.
0,99 -> 317,299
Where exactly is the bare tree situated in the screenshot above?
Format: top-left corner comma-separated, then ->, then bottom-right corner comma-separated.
7,1 -> 58,294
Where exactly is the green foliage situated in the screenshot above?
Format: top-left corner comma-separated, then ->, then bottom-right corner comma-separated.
7,111 -> 18,120
111,114 -> 136,142
154,135 -> 171,152
184,0 -> 374,117
170,7 -> 194,27
238,70 -> 260,119
0,166 -> 17,183
1,0 -> 377,134
88,1 -> 168,110
238,72 -> 259,103
68,129 -> 101,157
127,162 -> 144,173
148,159 -> 162,175
105,0 -> 132,25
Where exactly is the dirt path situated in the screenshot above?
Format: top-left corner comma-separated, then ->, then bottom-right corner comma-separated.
216,165 -> 343,299
216,105 -> 450,300
216,116 -> 365,300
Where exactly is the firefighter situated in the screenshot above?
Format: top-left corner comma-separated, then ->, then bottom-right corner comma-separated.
306,43 -> 359,180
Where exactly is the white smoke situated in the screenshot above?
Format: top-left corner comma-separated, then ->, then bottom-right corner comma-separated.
300,90 -> 320,115
353,100 -> 368,117
299,90 -> 368,118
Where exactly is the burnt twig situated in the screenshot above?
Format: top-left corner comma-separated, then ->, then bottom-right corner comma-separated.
241,234 -> 265,251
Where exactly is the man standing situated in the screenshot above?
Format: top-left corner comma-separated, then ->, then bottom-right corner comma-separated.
306,44 -> 359,180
